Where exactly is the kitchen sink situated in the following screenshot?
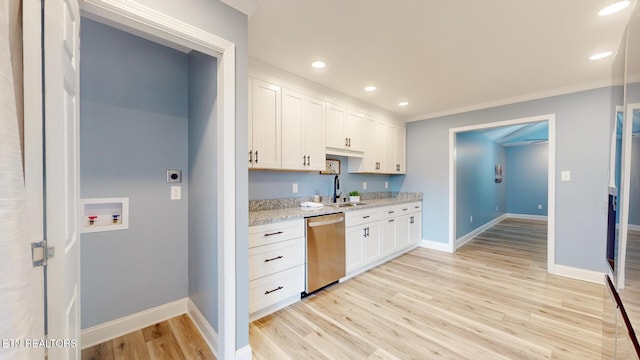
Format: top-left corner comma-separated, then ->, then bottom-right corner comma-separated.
333,202 -> 367,208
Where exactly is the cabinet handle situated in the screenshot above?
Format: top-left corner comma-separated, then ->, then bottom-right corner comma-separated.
388,210 -> 395,214
397,164 -> 400,172
303,155 -> 307,166
249,150 -> 253,164
348,138 -> 351,147
410,216 -> 414,224
255,150 -> 259,163
402,208 -> 408,211
414,206 -> 420,209
345,137 -> 349,147
362,215 -> 370,219
264,255 -> 283,262
263,231 -> 283,237
388,219 -> 394,223
362,228 -> 367,237
264,286 -> 283,295
307,155 -> 310,165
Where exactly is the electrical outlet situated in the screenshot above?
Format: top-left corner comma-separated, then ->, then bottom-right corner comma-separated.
363,182 -> 367,190
538,204 -> 543,210
496,206 -> 499,211
292,183 -> 298,193
470,215 -> 473,222
385,181 -> 389,189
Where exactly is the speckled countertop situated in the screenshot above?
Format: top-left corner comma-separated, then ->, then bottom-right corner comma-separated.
249,192 -> 423,226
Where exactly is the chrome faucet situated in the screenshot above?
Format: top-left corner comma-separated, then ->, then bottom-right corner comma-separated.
333,175 -> 341,203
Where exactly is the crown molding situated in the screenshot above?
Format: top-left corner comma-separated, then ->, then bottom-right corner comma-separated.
406,78 -> 622,122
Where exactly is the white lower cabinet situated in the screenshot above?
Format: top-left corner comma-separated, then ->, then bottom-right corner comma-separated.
249,219 -> 305,321
249,202 -> 423,319
345,201 -> 422,277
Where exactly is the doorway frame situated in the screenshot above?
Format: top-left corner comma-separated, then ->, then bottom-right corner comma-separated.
57,0 -> 237,358
448,114 -> 556,272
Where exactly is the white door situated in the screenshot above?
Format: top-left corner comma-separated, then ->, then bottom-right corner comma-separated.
44,0 -> 81,358
326,103 -> 347,150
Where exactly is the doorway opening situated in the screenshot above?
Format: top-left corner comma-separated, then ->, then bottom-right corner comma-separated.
448,114 -> 556,271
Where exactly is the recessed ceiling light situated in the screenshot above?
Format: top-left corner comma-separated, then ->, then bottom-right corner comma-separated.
398,101 -> 409,107
598,1 -> 630,16
364,86 -> 377,92
589,51 -> 613,60
311,61 -> 326,69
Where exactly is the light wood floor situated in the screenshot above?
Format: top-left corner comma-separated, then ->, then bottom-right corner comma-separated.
82,314 -> 215,360
250,218 -> 606,359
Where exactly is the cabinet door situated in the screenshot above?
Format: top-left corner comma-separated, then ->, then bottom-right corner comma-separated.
373,121 -> 389,172
382,218 -> 397,255
326,103 -> 347,149
304,96 -> 326,171
394,125 -> 406,174
346,111 -> 367,152
346,225 -> 365,273
396,214 -> 410,249
281,89 -> 305,170
250,79 -> 281,169
363,222 -> 382,264
408,213 -> 422,245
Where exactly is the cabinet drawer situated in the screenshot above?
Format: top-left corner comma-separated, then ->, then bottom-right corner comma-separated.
396,202 -> 422,215
249,238 -> 305,281
346,208 -> 381,227
249,265 -> 304,314
249,219 -> 305,248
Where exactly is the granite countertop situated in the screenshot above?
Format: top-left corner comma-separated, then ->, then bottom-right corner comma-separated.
249,192 -> 423,226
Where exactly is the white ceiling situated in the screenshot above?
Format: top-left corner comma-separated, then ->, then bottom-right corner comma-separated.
248,0 -> 633,121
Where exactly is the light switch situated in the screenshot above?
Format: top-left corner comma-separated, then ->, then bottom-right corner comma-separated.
363,182 -> 367,190
292,183 -> 298,193
171,185 -> 181,200
385,181 -> 389,189
561,171 -> 571,182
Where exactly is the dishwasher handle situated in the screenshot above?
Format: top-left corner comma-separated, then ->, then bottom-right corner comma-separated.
308,217 -> 344,227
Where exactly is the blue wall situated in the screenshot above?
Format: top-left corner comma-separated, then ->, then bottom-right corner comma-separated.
401,87 -> 616,272
249,156 -> 399,200
187,51 -> 219,331
80,19 -> 189,328
506,143 -> 548,216
455,132 -> 506,237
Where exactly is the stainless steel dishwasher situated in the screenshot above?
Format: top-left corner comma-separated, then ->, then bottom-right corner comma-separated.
304,212 -> 346,295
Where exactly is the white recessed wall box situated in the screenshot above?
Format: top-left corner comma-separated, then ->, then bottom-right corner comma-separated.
81,197 -> 129,233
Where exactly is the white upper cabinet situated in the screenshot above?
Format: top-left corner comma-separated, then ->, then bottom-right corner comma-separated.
281,88 -> 326,171
393,125 -> 406,174
326,103 -> 348,149
326,104 -> 371,155
346,111 -> 367,153
249,78 -> 281,169
304,96 -> 327,171
348,117 -> 405,174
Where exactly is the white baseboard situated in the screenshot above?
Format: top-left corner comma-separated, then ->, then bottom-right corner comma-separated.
187,299 -> 219,359
505,213 -> 548,221
549,264 -> 605,284
419,239 -> 452,253
236,344 -> 253,360
456,215 -> 507,249
81,297 -> 189,349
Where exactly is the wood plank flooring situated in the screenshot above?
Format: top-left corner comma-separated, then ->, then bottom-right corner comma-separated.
250,218 -> 606,359
82,314 -> 215,360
